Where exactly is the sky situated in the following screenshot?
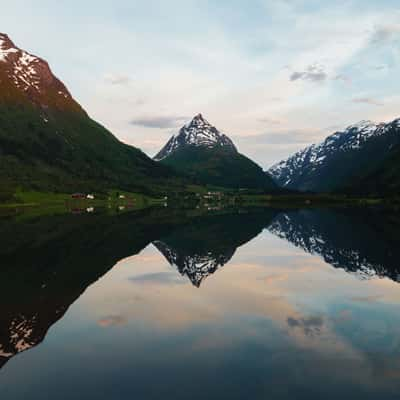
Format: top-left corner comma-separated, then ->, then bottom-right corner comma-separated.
2,0 -> 400,168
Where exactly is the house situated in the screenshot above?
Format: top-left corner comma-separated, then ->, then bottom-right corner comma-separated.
203,191 -> 223,200
71,193 -> 85,199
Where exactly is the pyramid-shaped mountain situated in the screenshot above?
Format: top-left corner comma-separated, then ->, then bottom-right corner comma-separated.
155,114 -> 278,191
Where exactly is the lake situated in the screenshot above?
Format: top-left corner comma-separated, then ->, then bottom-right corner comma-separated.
0,207 -> 399,399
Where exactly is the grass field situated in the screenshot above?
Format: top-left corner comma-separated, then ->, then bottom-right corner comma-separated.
1,188 -> 399,218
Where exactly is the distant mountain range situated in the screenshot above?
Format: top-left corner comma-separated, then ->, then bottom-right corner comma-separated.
155,114 -> 279,191
269,118 -> 400,194
0,33 -> 181,195
0,31 -> 278,195
0,32 -> 398,197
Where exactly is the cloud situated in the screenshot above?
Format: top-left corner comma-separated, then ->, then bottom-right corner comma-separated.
290,64 -> 328,82
287,315 -> 324,337
371,24 -> 400,44
352,97 -> 383,106
104,73 -> 131,85
350,295 -> 382,303
235,130 -> 320,146
373,64 -> 389,71
130,115 -> 189,129
334,74 -> 352,85
97,315 -> 128,328
258,117 -> 283,125
263,272 -> 289,284
264,131 -> 315,145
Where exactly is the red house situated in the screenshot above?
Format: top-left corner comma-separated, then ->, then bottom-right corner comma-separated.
71,193 -> 86,199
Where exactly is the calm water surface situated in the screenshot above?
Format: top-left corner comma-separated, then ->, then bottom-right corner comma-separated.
0,207 -> 399,399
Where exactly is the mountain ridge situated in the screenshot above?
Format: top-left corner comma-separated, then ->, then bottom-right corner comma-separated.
154,114 -> 237,161
0,33 -> 83,114
0,33 -> 182,195
268,117 -> 400,193
155,114 -> 279,191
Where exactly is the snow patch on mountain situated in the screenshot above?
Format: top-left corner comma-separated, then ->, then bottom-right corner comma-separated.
0,34 -> 18,61
269,118 -> 399,190
154,114 -> 237,161
0,32 -> 70,98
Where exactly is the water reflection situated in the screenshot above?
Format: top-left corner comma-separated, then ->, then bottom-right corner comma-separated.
0,208 -> 275,367
0,209 -> 182,367
153,211 -> 276,287
0,207 -> 400,399
269,208 -> 400,282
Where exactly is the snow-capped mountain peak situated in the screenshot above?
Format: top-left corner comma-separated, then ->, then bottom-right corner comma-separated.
184,113 -> 209,128
268,117 -> 400,192
0,32 -> 72,101
347,120 -> 376,130
154,114 -> 237,161
0,33 -> 18,58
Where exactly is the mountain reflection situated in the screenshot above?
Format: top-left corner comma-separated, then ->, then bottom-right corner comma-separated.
0,206 -> 399,370
0,208 -> 276,368
153,211 -> 277,287
268,208 -> 400,282
0,209 -> 187,368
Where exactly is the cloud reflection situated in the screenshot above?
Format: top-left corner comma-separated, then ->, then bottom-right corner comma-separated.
97,315 -> 128,328
287,316 -> 324,337
129,272 -> 187,285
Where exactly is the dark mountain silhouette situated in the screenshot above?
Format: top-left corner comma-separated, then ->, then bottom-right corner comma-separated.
269,118 -> 400,194
346,143 -> 400,195
268,208 -> 400,282
0,33 -> 181,195
0,208 -> 192,368
0,208 -> 277,367
154,210 -> 277,287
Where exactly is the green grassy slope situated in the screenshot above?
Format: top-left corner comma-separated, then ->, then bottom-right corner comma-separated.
347,145 -> 400,196
0,34 -> 186,197
160,146 -> 278,191
0,103 -> 184,195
